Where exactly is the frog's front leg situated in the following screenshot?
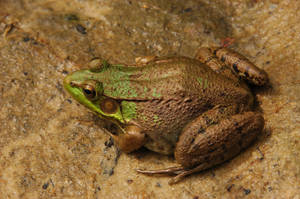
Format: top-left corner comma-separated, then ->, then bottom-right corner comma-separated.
174,111 -> 263,184
110,125 -> 146,153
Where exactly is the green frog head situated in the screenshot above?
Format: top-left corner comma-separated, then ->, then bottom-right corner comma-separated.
63,63 -> 126,125
63,60 -> 150,153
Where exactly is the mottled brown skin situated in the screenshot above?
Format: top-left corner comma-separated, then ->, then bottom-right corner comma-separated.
125,56 -> 254,155
135,47 -> 268,184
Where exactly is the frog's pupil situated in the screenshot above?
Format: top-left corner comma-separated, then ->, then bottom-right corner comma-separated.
83,88 -> 96,98
84,89 -> 92,94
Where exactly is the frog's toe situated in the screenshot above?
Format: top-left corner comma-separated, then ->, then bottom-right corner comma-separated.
136,167 -> 184,175
137,164 -> 209,184
136,166 -> 184,175
168,163 -> 209,184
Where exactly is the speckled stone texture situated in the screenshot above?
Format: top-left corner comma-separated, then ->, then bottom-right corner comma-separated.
0,0 -> 299,198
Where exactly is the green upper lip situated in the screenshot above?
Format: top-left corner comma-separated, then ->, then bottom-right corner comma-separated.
63,74 -> 80,100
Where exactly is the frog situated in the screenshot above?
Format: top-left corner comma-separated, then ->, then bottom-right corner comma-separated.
63,47 -> 268,184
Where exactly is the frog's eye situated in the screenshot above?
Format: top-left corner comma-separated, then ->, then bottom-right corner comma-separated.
99,98 -> 118,114
82,84 -> 97,100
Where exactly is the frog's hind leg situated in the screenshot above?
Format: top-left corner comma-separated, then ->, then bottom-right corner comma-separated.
214,47 -> 268,86
173,110 -> 264,184
138,106 -> 263,184
136,106 -> 234,180
196,47 -> 268,86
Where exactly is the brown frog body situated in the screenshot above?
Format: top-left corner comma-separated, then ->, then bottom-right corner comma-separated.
64,47 -> 268,184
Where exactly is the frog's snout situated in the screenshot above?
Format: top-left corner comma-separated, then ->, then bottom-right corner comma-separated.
63,73 -> 74,92
63,71 -> 81,94
63,70 -> 82,89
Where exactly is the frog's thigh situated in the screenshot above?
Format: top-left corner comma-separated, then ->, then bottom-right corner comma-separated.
175,111 -> 264,168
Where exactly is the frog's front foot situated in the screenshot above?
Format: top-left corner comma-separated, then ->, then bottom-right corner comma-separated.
112,125 -> 146,153
136,164 -> 209,184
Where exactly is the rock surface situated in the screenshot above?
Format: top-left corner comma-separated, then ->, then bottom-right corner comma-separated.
0,0 -> 299,198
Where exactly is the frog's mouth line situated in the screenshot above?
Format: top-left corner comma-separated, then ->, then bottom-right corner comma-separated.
95,112 -> 126,135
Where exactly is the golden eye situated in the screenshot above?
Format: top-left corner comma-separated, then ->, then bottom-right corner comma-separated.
99,98 -> 118,114
83,84 -> 97,100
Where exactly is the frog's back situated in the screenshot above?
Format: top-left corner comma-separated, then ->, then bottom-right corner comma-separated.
162,57 -> 252,105
102,56 -> 242,102
135,57 -> 248,102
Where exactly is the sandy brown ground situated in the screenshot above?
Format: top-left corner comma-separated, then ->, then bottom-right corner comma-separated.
0,0 -> 299,198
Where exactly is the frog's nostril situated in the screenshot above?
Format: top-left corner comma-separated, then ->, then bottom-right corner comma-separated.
70,81 -> 75,87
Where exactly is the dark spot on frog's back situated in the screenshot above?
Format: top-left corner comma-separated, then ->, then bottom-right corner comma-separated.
232,63 -> 239,73
221,56 -> 226,62
190,137 -> 195,144
198,128 -> 205,134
